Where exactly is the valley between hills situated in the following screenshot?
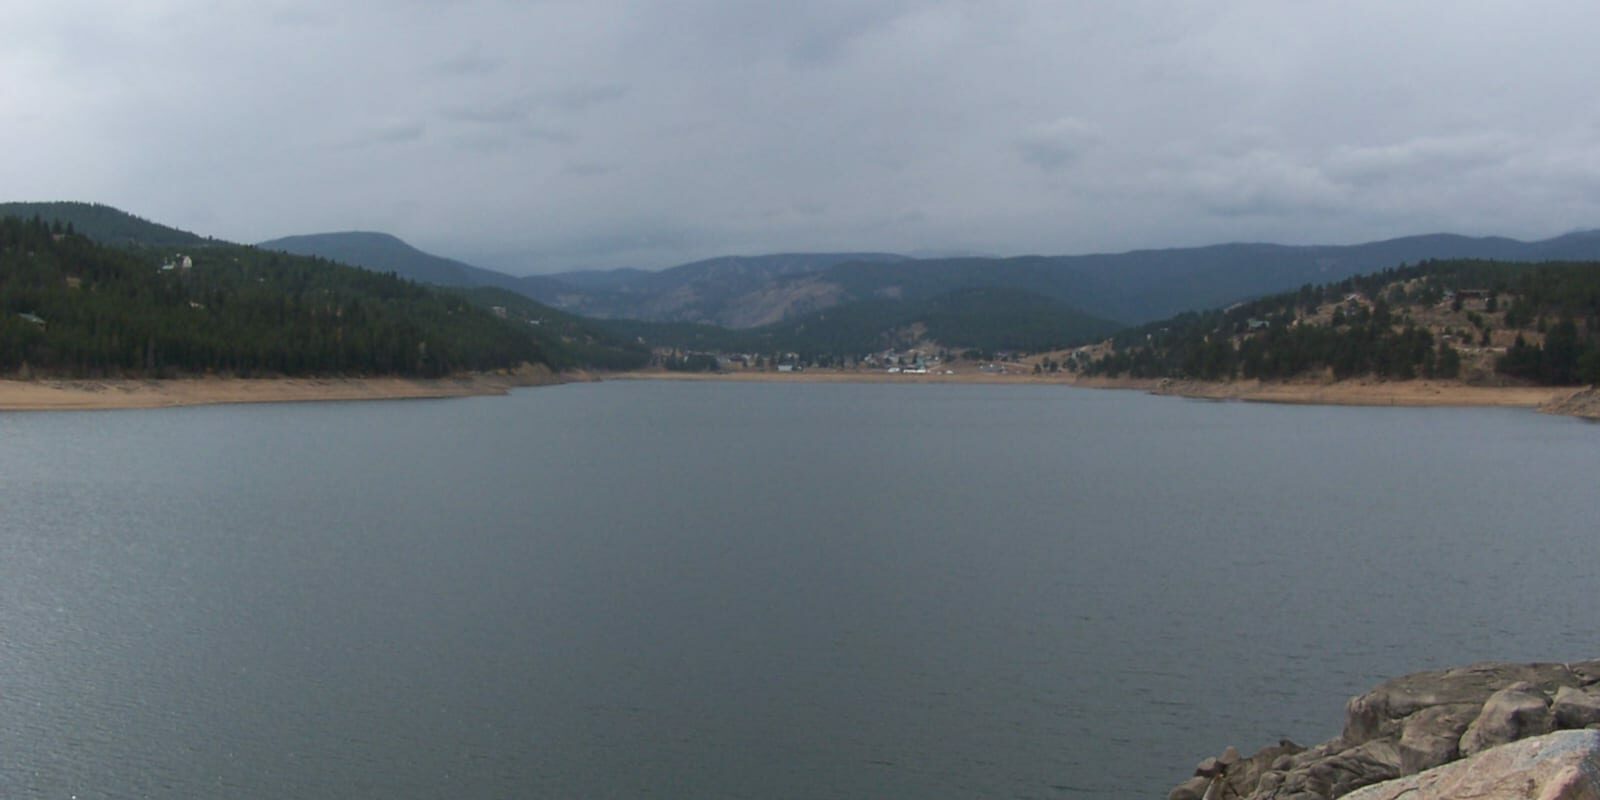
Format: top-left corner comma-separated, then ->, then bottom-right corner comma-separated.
3,201 -> 1598,417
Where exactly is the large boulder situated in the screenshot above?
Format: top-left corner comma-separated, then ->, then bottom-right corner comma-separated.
1397,704 -> 1478,773
1459,682 -> 1554,757
1554,686 -> 1600,729
1341,730 -> 1600,800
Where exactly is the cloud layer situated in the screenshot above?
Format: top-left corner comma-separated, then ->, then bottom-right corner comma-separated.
6,1 -> 1600,272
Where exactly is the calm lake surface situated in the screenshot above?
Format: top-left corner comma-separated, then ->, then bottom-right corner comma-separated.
2,381 -> 1597,799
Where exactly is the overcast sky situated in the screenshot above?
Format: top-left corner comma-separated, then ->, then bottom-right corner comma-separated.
6,1 -> 1600,273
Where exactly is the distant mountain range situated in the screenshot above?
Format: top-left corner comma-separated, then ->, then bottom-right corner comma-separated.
12,200 -> 1600,359
258,234 -> 911,328
255,229 -> 1600,335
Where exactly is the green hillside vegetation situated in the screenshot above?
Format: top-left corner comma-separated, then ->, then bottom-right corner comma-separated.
802,231 -> 1600,327
0,201 -> 207,247
1083,260 -> 1600,386
249,219 -> 1600,353
501,231 -> 1600,329
257,233 -> 658,359
0,216 -> 550,377
446,286 -> 649,370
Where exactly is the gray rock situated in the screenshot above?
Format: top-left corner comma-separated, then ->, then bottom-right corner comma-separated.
1219,745 -> 1241,766
1257,771 -> 1284,792
1167,659 -> 1600,800
1343,662 -> 1582,746
1397,703 -> 1478,774
1554,686 -> 1600,729
1342,730 -> 1600,800
1231,741 -> 1305,795
1168,775 -> 1209,800
1303,740 -> 1402,797
1460,682 -> 1554,757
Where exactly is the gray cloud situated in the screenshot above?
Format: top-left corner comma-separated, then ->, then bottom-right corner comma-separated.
547,84 -> 629,112
562,163 -> 612,178
432,46 -> 502,77
1016,119 -> 1098,171
1325,134 -> 1517,187
339,121 -> 428,149
440,102 -> 532,125
10,0 -> 1600,271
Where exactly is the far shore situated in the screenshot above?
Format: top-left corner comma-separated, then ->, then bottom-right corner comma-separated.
0,365 -> 569,412
5,365 -> 1595,421
610,367 -> 1600,420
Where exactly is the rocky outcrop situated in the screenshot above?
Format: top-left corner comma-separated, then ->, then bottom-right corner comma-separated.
1542,386 -> 1600,420
1341,730 -> 1600,800
1172,659 -> 1600,800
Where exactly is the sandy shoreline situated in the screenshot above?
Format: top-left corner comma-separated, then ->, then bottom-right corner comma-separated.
4,365 -> 1594,420
0,365 -> 566,412
1071,375 -> 1583,410
610,369 -> 1600,420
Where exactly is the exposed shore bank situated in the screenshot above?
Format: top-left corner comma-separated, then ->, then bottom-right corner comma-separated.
1072,375 -> 1598,419
0,364 -> 569,411
10,365 -> 1592,420
610,369 -> 1600,420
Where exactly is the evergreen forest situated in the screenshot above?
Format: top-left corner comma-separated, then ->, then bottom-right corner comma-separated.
0,215 -> 567,377
1083,260 -> 1600,386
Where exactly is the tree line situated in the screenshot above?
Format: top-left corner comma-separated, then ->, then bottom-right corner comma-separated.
1084,260 -> 1600,386
1,215 -> 552,378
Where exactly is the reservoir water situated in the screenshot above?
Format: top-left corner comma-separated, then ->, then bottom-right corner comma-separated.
2,381 -> 1597,799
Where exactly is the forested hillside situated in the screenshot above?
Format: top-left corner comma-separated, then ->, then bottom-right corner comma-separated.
1083,260 -> 1600,386
256,219 -> 1600,362
0,216 -> 550,377
0,201 -> 207,247
445,286 -> 649,370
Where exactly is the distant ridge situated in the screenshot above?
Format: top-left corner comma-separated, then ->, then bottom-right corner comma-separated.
0,201 -> 206,247
257,236 -> 913,328
259,226 -> 1600,329
22,200 -> 1600,355
0,203 -> 649,373
790,230 -> 1600,326
263,231 -> 496,285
